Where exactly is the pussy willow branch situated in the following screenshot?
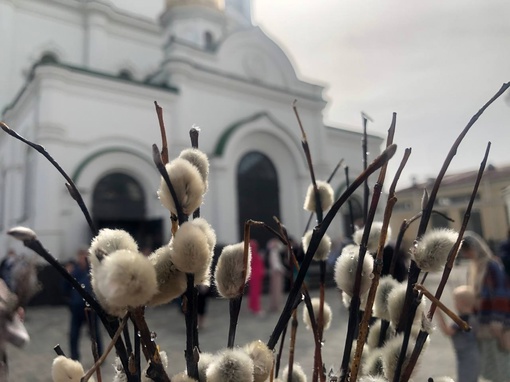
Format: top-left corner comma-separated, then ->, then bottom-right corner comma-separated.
344,166 -> 356,237
8,231 -> 132,381
293,101 -> 322,223
293,102 -> 328,382
154,102 -> 169,165
394,81 -> 509,382
267,144 -> 397,350
304,158 -> 344,234
85,309 -> 102,382
351,146 -> 411,381
287,310 -> 298,382
401,142 -> 490,382
389,210 -> 454,277
0,122 -> 97,235
430,142 -> 490,318
263,218 -> 320,380
226,221 -> 252,349
340,114 -> 395,382
152,144 -> 187,225
82,313 -> 130,382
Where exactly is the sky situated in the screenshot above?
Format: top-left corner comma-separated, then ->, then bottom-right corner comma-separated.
113,0 -> 510,188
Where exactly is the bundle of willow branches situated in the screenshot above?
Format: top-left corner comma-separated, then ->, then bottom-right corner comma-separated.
1,82 -> 509,382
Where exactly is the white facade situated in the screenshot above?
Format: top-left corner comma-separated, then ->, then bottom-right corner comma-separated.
0,0 -> 383,260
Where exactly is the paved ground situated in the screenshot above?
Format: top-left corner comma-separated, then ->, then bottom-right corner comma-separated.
7,262 -> 469,381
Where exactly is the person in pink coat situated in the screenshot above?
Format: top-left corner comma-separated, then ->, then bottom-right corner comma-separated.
248,240 -> 265,315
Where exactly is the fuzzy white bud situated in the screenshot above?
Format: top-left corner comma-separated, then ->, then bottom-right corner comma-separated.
179,148 -> 209,190
381,334 -> 416,381
412,228 -> 458,272
334,245 -> 374,297
302,297 -> 333,331
89,229 -> 138,268
214,243 -> 251,299
7,226 -> 37,241
94,249 -> 158,314
387,284 -> 425,330
171,221 -> 212,275
303,180 -> 334,213
51,356 -> 84,382
148,245 -> 187,306
243,340 -> 274,382
282,363 -> 307,382
302,230 -> 332,261
206,349 -> 254,382
353,222 -> 391,254
374,276 -> 399,321
198,352 -> 216,382
157,158 -> 205,216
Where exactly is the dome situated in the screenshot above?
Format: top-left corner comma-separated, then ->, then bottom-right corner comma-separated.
165,0 -> 224,10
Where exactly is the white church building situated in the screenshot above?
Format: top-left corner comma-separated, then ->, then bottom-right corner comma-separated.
0,0 -> 383,260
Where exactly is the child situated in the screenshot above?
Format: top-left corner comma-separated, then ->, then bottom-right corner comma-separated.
436,285 -> 480,382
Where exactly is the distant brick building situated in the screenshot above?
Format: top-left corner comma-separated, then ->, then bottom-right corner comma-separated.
390,164 -> 510,250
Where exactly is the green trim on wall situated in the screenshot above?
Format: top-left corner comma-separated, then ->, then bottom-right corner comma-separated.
72,147 -> 154,183
213,111 -> 295,157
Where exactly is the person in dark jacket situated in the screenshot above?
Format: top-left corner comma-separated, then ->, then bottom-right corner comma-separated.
64,248 -> 103,361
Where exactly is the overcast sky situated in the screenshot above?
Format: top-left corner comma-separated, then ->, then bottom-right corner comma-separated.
113,0 -> 510,188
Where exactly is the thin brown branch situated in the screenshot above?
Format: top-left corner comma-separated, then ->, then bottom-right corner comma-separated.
414,284 -> 470,332
0,122 -> 97,235
154,101 -> 169,165
81,313 -> 130,382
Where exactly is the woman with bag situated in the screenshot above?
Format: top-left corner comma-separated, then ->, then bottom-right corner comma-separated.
460,231 -> 510,382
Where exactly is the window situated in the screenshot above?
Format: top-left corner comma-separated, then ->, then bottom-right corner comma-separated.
237,152 -> 280,248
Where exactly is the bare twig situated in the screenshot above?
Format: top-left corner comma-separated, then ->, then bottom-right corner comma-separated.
154,102 -> 169,165
414,284 -> 470,331
0,122 -> 97,235
81,313 -> 130,382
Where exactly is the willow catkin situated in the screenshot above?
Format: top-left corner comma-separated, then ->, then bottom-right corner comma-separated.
303,180 -> 334,213
206,349 -> 254,382
157,158 -> 205,216
179,148 -> 209,190
373,276 -> 399,321
148,245 -> 187,306
412,228 -> 458,272
353,222 -> 391,254
51,356 -> 85,382
243,340 -> 274,382
214,243 -> 251,299
94,249 -> 158,314
334,244 -> 374,297
171,221 -> 212,275
282,363 -> 307,382
302,297 -> 333,331
302,230 -> 332,261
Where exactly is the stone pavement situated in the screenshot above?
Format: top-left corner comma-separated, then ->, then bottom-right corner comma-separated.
7,262 -> 469,381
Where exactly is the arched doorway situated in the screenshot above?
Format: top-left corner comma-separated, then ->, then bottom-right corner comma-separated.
237,152 -> 280,248
92,172 -> 162,253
